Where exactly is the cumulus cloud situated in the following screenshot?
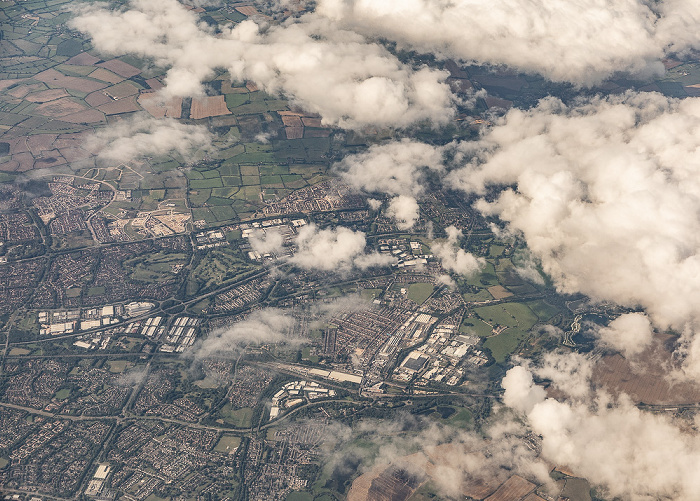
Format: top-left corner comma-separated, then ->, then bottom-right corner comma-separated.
84,114 -> 213,164
386,195 -> 420,230
503,356 -> 700,500
70,0 -> 454,129
597,313 -> 654,358
290,223 -> 395,271
448,92 -> 700,334
533,351 -> 594,400
336,139 -> 445,197
334,139 -> 447,230
310,294 -> 371,317
436,273 -> 456,289
246,223 -> 395,271
501,365 -> 547,415
317,0 -> 700,86
367,198 -> 382,211
654,0 -> 700,54
249,228 -> 285,256
353,251 -> 399,270
431,225 -> 485,276
511,250 -> 545,286
192,298 -> 376,362
190,308 -> 298,359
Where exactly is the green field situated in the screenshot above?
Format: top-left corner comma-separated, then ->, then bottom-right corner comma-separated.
361,288 -> 382,301
190,178 -> 224,189
448,408 -> 473,427
54,388 -> 70,400
260,165 -> 289,175
242,175 -> 260,185
222,176 -> 242,187
474,302 -> 538,329
407,283 -> 434,304
87,286 -> 106,297
211,187 -> 240,198
186,170 -> 205,180
200,169 -> 220,179
484,329 -> 531,363
525,299 -> 561,321
286,492 -> 313,501
189,247 -> 256,294
302,347 -> 319,364
461,288 -> 493,302
240,164 -> 257,176
225,93 -> 250,108
107,360 -> 132,373
214,435 -> 241,453
237,186 -> 260,202
226,229 -> 242,242
0,172 -> 16,183
261,175 -> 284,186
15,313 -> 39,336
459,317 -> 494,337
474,304 -> 516,327
464,261 -> 499,287
194,377 -> 220,389
220,405 -> 253,428
475,302 -> 539,362
192,207 -> 218,224
124,251 -> 188,282
209,205 -> 237,220
489,244 -> 505,258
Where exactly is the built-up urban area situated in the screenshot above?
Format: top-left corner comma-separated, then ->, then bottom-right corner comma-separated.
2,0 -> 698,500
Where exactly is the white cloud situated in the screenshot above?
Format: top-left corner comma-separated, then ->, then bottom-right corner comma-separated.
448,92 -> 700,335
334,139 -> 447,230
597,313 -> 654,358
367,198 -> 382,211
246,223 -> 396,271
431,225 -> 485,276
533,351 -> 594,400
190,308 -> 298,359
335,139 -> 445,197
70,0 -> 454,129
501,365 -> 547,415
353,251 -> 399,270
85,113 -> 213,164
317,0 -> 700,86
248,228 -> 285,256
322,413 -> 551,500
114,366 -> 148,387
512,250 -> 545,286
503,357 -> 700,500
290,223 -> 395,271
436,273 -> 456,289
386,195 -> 420,230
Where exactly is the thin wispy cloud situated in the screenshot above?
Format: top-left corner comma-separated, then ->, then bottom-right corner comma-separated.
85,113 -> 213,164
